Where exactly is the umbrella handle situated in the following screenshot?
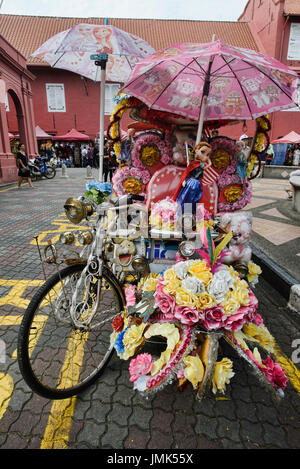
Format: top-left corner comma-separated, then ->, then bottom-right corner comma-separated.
99,67 -> 106,182
196,95 -> 207,145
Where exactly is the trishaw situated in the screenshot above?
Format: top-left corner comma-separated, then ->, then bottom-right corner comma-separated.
17,96 -> 288,402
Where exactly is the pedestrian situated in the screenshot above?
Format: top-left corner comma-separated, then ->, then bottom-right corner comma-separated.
16,143 -> 34,189
86,146 -> 94,167
81,145 -> 88,167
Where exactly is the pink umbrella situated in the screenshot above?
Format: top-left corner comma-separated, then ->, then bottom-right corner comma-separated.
30,23 -> 155,180
122,40 -> 299,144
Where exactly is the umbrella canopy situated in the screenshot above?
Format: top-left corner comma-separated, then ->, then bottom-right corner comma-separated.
122,40 -> 299,143
36,125 -> 53,139
30,23 -> 155,84
53,128 -> 90,141
272,131 -> 300,144
31,23 -> 155,180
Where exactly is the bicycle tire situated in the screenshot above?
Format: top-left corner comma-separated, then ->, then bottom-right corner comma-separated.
18,263 -> 125,399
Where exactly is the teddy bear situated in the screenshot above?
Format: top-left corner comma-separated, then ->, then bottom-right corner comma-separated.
216,211 -> 252,267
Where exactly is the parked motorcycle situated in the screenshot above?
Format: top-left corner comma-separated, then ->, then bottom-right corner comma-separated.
28,156 -> 56,179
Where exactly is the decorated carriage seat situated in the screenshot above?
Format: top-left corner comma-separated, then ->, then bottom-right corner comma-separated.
145,164 -> 219,217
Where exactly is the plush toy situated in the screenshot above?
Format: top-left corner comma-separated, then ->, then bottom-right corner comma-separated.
217,211 -> 252,266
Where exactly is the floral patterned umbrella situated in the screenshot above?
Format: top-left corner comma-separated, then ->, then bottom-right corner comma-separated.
122,40 -> 299,144
30,23 -> 155,180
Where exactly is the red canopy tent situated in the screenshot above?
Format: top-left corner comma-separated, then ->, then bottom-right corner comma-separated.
53,128 -> 90,141
36,125 -> 53,139
272,131 -> 300,144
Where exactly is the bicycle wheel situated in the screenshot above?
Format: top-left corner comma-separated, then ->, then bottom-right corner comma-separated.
18,263 -> 125,399
45,166 -> 56,179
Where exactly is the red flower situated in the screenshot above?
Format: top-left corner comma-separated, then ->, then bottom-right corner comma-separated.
112,314 -> 124,332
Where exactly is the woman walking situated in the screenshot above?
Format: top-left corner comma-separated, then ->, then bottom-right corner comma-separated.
16,143 -> 34,188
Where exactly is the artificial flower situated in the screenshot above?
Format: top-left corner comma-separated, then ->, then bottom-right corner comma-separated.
112,314 -> 124,333
212,358 -> 235,394
154,281 -> 176,319
124,284 -> 136,308
142,276 -> 159,293
222,291 -> 240,316
174,304 -> 199,325
223,310 -> 247,331
207,269 -> 234,303
261,356 -> 288,390
173,261 -> 191,280
129,353 -> 153,382
175,287 -> 198,308
181,276 -> 205,295
188,260 -> 212,284
247,261 -> 262,285
242,323 -> 275,353
231,283 -> 250,306
113,327 -> 129,356
145,323 -> 180,352
197,292 -> 216,310
151,349 -> 172,376
122,323 -> 146,359
199,305 -> 226,331
183,354 -> 204,390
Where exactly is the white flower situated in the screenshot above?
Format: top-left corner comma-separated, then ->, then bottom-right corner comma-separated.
207,269 -> 235,303
173,260 -> 193,280
181,276 -> 205,295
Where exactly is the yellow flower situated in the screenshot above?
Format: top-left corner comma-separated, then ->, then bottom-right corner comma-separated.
137,273 -> 159,292
149,213 -> 161,227
145,323 -> 180,349
247,261 -> 262,283
175,288 -> 198,307
123,323 -> 146,359
212,358 -> 235,394
142,276 -> 159,293
163,268 -> 179,282
141,145 -> 161,166
231,283 -> 249,306
188,261 -> 212,285
197,292 -> 215,310
151,349 -> 172,375
224,185 -> 243,203
242,323 -> 275,353
222,291 -> 240,315
183,354 -> 205,390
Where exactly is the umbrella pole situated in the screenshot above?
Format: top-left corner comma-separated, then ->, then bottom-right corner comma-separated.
99,68 -> 106,182
196,95 -> 207,145
91,53 -> 108,182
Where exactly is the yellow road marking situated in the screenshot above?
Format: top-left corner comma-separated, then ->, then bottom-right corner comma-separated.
0,373 -> 14,419
0,184 -> 28,193
0,279 -> 44,309
40,330 -> 88,449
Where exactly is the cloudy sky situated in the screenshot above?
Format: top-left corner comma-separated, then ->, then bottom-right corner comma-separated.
0,0 -> 249,21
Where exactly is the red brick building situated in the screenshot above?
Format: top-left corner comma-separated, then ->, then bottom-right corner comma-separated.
239,0 -> 300,140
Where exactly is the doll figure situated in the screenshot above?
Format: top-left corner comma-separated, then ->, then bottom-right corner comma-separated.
236,140 -> 248,183
172,142 -> 212,213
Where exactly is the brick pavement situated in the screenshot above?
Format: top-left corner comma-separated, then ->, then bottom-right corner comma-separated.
0,168 -> 299,450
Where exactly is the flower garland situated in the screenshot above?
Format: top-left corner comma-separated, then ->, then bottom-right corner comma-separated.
247,115 -> 271,179
149,197 -> 178,231
108,94 -> 138,158
109,244 -> 287,397
131,132 -> 173,169
111,166 -> 151,196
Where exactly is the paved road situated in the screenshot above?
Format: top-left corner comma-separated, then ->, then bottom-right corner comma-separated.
0,168 -> 299,450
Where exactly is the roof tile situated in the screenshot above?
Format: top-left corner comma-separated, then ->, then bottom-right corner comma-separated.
0,14 -> 258,66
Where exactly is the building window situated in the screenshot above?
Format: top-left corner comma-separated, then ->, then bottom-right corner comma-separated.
46,83 -> 66,112
287,23 -> 300,61
105,83 -> 120,115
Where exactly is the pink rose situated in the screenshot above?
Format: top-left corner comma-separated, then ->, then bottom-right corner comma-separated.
129,353 -> 153,382
199,306 -> 226,331
174,305 -> 199,325
154,281 -> 176,319
224,310 -> 247,331
125,285 -> 136,307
